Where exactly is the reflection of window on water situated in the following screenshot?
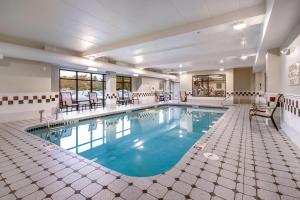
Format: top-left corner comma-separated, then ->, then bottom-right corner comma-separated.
159,110 -> 164,124
116,116 -> 131,138
60,117 -> 131,154
192,74 -> 226,97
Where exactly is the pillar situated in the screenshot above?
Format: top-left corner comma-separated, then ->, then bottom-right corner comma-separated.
164,80 -> 170,92
105,71 -> 116,107
266,48 -> 282,93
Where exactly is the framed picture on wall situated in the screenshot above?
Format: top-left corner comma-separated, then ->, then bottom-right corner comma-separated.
288,62 -> 300,85
192,74 -> 226,97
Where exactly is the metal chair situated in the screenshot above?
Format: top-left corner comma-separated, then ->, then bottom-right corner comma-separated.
60,92 -> 79,112
88,92 -> 102,109
249,94 -> 283,131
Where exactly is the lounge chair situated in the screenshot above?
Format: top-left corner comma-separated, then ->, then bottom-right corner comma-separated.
249,94 -> 283,131
60,92 -> 79,112
88,92 -> 102,109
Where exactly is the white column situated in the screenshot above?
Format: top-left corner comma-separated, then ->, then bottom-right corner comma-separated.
105,71 -> 116,108
164,80 -> 170,92
266,49 -> 282,94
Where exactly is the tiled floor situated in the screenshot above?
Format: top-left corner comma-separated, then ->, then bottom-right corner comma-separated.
0,105 -> 300,200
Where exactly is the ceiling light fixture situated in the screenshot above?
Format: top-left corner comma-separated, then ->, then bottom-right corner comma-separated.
233,21 -> 247,30
87,67 -> 98,72
88,56 -> 96,60
296,62 -> 300,67
219,59 -> 224,64
179,64 -> 183,68
134,56 -> 144,64
133,73 -> 139,77
219,68 -> 224,71
280,48 -> 290,55
241,38 -> 247,46
240,55 -> 248,60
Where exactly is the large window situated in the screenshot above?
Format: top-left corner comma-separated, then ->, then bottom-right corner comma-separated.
60,70 -> 105,104
192,74 -> 226,97
116,76 -> 131,98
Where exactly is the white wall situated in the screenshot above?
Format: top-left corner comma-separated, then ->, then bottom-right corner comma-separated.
266,49 -> 282,93
0,58 -> 59,122
0,58 -> 54,92
179,69 -> 234,93
254,71 -> 266,92
280,34 -> 300,148
179,69 -> 234,105
132,77 -> 162,92
281,35 -> 300,95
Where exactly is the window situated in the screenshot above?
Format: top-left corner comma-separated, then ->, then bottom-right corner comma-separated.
60,71 -> 77,99
116,75 -> 132,99
192,74 -> 226,97
59,70 -> 105,105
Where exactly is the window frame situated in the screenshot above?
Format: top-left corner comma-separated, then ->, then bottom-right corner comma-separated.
116,75 -> 132,99
59,69 -> 105,106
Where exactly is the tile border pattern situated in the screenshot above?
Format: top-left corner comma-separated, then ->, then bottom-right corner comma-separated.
185,91 -> 264,97
0,94 -> 59,106
284,95 -> 300,117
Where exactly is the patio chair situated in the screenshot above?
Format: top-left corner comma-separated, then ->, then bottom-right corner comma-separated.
123,90 -> 131,104
116,90 -> 125,105
88,92 -> 102,109
131,92 -> 140,104
60,92 -> 79,112
249,94 -> 283,131
164,92 -> 170,101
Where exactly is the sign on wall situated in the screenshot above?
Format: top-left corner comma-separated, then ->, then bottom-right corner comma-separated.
288,62 -> 300,85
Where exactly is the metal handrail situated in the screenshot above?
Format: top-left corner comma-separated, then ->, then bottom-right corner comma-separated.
221,94 -> 234,107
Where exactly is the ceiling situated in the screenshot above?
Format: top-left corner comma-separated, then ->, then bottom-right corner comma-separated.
0,0 -> 266,73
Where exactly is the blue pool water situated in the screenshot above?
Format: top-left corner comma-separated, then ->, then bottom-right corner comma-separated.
30,106 -> 225,177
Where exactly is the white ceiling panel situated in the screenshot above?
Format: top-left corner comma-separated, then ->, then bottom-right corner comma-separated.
0,0 -> 265,72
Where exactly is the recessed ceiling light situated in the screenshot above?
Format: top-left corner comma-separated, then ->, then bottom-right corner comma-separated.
134,49 -> 143,54
240,55 -> 248,60
133,73 -> 139,77
179,64 -> 183,68
134,56 -> 143,64
88,56 -> 96,60
219,59 -> 224,64
87,67 -> 98,71
241,38 -> 247,46
233,22 -> 246,30
219,68 -> 224,71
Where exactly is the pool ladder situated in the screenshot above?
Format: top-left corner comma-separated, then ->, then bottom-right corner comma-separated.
39,110 -> 51,132
221,94 -> 238,107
